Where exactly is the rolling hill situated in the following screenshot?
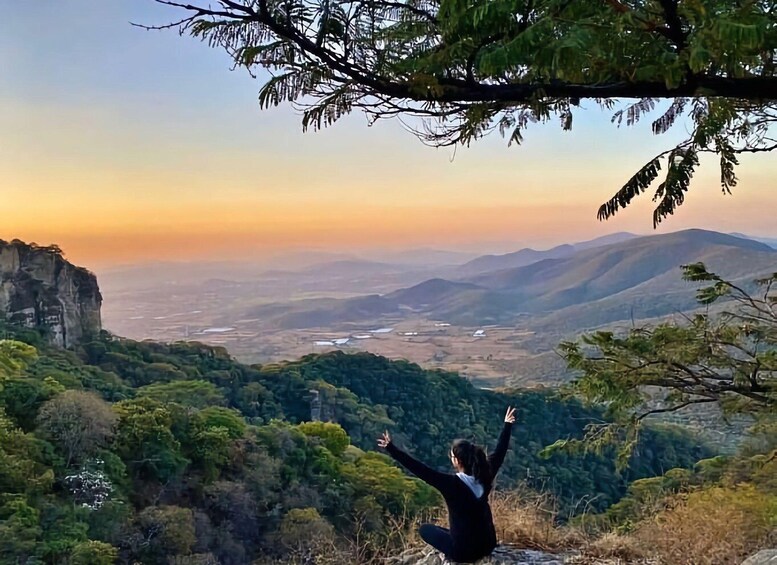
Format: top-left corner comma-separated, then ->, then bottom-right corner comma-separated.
440,229 -> 776,324
467,230 -> 771,301
385,278 -> 484,309
730,232 -> 777,249
240,230 -> 777,330
245,294 -> 401,329
455,232 -> 639,276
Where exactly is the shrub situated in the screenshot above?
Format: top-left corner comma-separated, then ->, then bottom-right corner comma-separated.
635,485 -> 777,565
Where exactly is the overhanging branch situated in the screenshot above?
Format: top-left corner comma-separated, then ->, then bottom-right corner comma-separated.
152,1 -> 777,104
396,76 -> 777,104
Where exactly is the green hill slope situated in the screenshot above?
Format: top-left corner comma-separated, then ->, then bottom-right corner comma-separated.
0,325 -> 709,563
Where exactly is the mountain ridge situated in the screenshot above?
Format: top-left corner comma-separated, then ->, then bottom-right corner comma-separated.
240,229 -> 777,330
455,232 -> 640,277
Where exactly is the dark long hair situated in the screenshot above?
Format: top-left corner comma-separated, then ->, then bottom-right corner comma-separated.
451,439 -> 492,490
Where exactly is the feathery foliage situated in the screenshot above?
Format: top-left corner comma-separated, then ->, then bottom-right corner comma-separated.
558,263 -> 776,461
149,0 -> 777,223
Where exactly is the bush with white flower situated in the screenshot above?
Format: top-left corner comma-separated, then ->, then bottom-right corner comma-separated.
63,459 -> 113,510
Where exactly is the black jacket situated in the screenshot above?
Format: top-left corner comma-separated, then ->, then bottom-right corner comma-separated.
385,422 -> 513,562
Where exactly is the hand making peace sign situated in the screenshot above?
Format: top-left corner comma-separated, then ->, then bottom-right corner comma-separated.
377,430 -> 392,449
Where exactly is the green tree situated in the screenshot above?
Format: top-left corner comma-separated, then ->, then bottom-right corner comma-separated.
298,421 -> 350,456
137,505 -> 197,561
560,264 -> 776,458
0,497 -> 42,563
151,0 -> 777,224
137,380 -> 226,408
183,407 -> 247,481
70,540 -> 118,565
0,375 -> 64,431
38,504 -> 90,563
277,507 -> 335,555
0,339 -> 36,384
193,407 -> 247,439
36,390 -> 118,467
114,397 -> 188,482
342,451 -> 440,514
234,381 -> 281,421
191,426 -> 235,481
0,409 -> 54,494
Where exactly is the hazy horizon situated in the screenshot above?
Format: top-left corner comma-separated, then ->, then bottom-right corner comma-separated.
2,227 -> 770,274
4,225 -> 777,272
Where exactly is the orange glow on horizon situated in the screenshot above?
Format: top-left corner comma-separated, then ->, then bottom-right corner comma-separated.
4,3 -> 777,274
5,185 -> 777,269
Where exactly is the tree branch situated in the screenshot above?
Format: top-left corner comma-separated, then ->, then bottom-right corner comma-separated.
154,1 -> 777,103
636,398 -> 717,421
656,0 -> 687,51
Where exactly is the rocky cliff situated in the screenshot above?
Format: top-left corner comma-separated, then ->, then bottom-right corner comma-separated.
0,240 -> 101,348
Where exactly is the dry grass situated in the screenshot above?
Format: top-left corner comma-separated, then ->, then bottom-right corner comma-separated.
490,488 -> 583,552
488,484 -> 777,565
322,484 -> 777,565
632,485 -> 777,565
583,533 -> 646,561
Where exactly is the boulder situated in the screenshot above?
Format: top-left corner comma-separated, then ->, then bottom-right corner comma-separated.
386,545 -> 658,565
742,550 -> 777,565
387,546 -> 569,565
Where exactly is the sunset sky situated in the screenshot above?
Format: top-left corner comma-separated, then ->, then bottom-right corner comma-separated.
3,1 -> 776,268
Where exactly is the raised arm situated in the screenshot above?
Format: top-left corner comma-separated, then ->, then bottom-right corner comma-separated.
487,407 -> 516,475
378,431 -> 453,492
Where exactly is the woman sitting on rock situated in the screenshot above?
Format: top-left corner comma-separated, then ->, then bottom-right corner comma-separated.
378,407 -> 516,563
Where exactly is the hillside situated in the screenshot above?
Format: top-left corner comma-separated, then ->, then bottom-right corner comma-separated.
1,240 -> 772,564
93,230 -> 776,390
469,229 -> 772,291
455,244 -> 576,277
236,229 -> 777,330
455,233 -> 638,277
450,229 -> 775,323
246,294 -> 401,329
386,278 -> 484,309
0,323 -> 709,564
731,232 -> 777,249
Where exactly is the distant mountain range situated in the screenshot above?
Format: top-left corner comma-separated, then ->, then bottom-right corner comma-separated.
455,232 -> 639,276
244,229 -> 777,330
730,233 -> 777,249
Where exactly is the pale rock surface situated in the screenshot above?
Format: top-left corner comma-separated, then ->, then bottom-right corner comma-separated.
0,240 -> 101,348
742,550 -> 777,565
386,545 -> 655,565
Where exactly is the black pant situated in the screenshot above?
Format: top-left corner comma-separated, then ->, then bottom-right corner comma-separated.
419,524 -> 454,558
419,524 -> 493,563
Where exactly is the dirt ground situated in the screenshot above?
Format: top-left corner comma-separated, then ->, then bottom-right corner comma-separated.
135,317 -> 567,388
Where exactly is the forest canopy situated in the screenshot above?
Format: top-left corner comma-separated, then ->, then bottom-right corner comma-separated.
0,324 -> 707,563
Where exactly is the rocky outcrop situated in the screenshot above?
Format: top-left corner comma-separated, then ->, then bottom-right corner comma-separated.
0,240 -> 101,348
388,545 -> 777,565
386,545 -> 655,565
742,551 -> 777,565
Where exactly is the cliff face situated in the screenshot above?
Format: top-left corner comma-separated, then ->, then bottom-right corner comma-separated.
0,240 -> 102,348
